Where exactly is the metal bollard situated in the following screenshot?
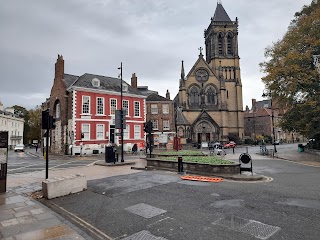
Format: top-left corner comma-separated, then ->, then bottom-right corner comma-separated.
178,156 -> 183,173
233,147 -> 235,154
246,147 -> 248,154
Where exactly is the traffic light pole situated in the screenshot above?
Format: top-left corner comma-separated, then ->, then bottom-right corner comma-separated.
45,113 -> 49,179
119,62 -> 124,162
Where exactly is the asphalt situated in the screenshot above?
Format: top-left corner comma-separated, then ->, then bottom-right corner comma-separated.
0,145 -> 320,240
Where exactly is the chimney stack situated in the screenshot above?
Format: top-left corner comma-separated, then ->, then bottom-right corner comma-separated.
55,54 -> 64,81
252,98 -> 256,111
131,73 -> 137,89
166,89 -> 170,100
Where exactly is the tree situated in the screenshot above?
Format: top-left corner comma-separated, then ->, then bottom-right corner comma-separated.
260,0 -> 320,142
26,106 -> 42,144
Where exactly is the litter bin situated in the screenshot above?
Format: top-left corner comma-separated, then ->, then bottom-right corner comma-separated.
105,146 -> 116,163
298,144 -> 304,152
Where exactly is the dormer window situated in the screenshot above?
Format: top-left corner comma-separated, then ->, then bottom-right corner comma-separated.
92,78 -> 100,87
122,82 -> 128,92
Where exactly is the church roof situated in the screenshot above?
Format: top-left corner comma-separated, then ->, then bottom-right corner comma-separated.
176,107 -> 190,125
213,3 -> 231,22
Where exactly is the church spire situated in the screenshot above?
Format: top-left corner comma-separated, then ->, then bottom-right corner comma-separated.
181,60 -> 185,80
213,2 -> 231,22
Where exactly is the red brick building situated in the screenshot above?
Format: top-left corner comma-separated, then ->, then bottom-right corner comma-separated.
48,55 -> 146,155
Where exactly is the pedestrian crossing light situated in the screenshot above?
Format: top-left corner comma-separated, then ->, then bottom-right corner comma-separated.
81,133 -> 84,139
49,116 -> 56,129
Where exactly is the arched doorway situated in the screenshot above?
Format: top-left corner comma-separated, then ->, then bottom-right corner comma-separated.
193,121 -> 218,144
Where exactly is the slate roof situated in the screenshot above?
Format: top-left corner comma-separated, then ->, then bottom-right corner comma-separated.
213,3 -> 231,22
137,86 -> 158,96
146,93 -> 170,102
68,73 -> 144,96
64,74 -> 79,88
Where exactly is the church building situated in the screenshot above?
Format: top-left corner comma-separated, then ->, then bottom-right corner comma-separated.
174,2 -> 244,144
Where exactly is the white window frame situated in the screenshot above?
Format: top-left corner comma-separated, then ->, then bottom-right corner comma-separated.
151,104 -> 158,114
134,101 -> 140,117
110,98 -> 117,115
134,125 -> 141,139
82,96 -> 90,114
96,124 -> 104,140
162,104 -> 169,114
124,124 -> 130,140
151,120 -> 158,130
81,124 -> 90,140
163,120 -> 170,131
96,97 -> 104,115
56,103 -> 60,118
122,100 -> 129,116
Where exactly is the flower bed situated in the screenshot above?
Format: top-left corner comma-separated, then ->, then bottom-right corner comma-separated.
158,156 -> 233,165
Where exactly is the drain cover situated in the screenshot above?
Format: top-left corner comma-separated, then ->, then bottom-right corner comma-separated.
125,203 -> 167,219
213,215 -> 280,239
122,230 -> 168,240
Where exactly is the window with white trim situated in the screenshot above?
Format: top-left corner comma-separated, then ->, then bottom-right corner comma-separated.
110,99 -> 117,115
122,100 -> 129,116
134,101 -> 140,117
82,96 -> 90,114
162,104 -> 169,114
123,124 -> 129,139
97,97 -> 104,115
163,120 -> 170,131
151,104 -> 158,114
81,124 -> 90,140
96,124 -> 104,140
151,120 -> 158,130
134,125 -> 141,139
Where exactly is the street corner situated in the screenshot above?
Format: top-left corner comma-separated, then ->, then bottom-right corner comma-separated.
94,160 -> 136,167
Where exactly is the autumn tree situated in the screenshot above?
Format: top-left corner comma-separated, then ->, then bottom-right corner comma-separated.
26,106 -> 42,144
260,0 -> 320,143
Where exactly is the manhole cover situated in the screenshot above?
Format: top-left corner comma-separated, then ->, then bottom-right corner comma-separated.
125,203 -> 167,219
122,230 -> 168,240
213,215 -> 280,239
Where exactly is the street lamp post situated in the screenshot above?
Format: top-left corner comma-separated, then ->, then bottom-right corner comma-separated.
262,90 -> 277,153
118,62 -> 124,162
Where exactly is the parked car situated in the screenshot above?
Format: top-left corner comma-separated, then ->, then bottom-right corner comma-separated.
208,141 -> 223,149
223,141 -> 236,149
14,144 -> 25,152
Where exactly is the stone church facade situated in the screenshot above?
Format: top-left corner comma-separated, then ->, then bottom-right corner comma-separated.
174,3 -> 244,144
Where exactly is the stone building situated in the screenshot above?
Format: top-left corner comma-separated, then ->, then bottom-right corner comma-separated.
174,3 -> 244,144
135,75 -> 175,147
0,103 -> 24,148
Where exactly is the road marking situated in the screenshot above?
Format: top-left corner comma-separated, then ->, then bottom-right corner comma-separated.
48,160 -> 86,169
7,163 -> 44,172
224,176 -> 273,183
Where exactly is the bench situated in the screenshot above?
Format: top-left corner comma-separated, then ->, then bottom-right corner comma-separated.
42,174 -> 87,199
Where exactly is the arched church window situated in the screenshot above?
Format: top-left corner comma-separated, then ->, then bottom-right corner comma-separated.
189,86 -> 200,105
227,33 -> 233,55
54,100 -> 61,119
218,34 -> 223,55
206,87 -> 217,105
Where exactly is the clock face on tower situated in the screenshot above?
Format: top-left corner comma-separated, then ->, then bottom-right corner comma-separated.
195,69 -> 209,82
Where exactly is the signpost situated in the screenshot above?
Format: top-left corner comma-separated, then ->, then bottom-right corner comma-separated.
0,131 -> 9,193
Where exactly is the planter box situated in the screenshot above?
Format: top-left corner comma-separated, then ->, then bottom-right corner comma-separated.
146,158 -> 240,175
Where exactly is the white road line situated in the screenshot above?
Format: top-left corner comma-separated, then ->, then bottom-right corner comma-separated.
7,163 -> 44,172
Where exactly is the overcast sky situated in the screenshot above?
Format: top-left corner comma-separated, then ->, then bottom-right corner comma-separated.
0,0 -> 312,110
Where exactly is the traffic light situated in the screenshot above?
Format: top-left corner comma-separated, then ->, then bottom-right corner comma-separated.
42,110 -> 49,129
81,133 -> 84,139
144,121 -> 153,133
49,116 -> 56,129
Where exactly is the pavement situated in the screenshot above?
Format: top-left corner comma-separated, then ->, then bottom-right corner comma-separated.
1,146 -> 319,239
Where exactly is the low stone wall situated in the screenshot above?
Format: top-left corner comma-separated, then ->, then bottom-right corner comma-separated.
42,174 -> 87,199
146,158 -> 240,175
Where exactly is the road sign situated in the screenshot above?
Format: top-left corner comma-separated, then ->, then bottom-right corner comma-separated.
116,133 -> 122,136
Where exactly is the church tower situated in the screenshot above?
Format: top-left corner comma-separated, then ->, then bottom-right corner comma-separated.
175,2 -> 244,144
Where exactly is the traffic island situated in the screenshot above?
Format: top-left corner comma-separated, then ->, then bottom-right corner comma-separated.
94,160 -> 135,167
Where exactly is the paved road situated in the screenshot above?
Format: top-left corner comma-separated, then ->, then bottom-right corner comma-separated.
46,152 -> 320,240
7,150 -> 98,174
